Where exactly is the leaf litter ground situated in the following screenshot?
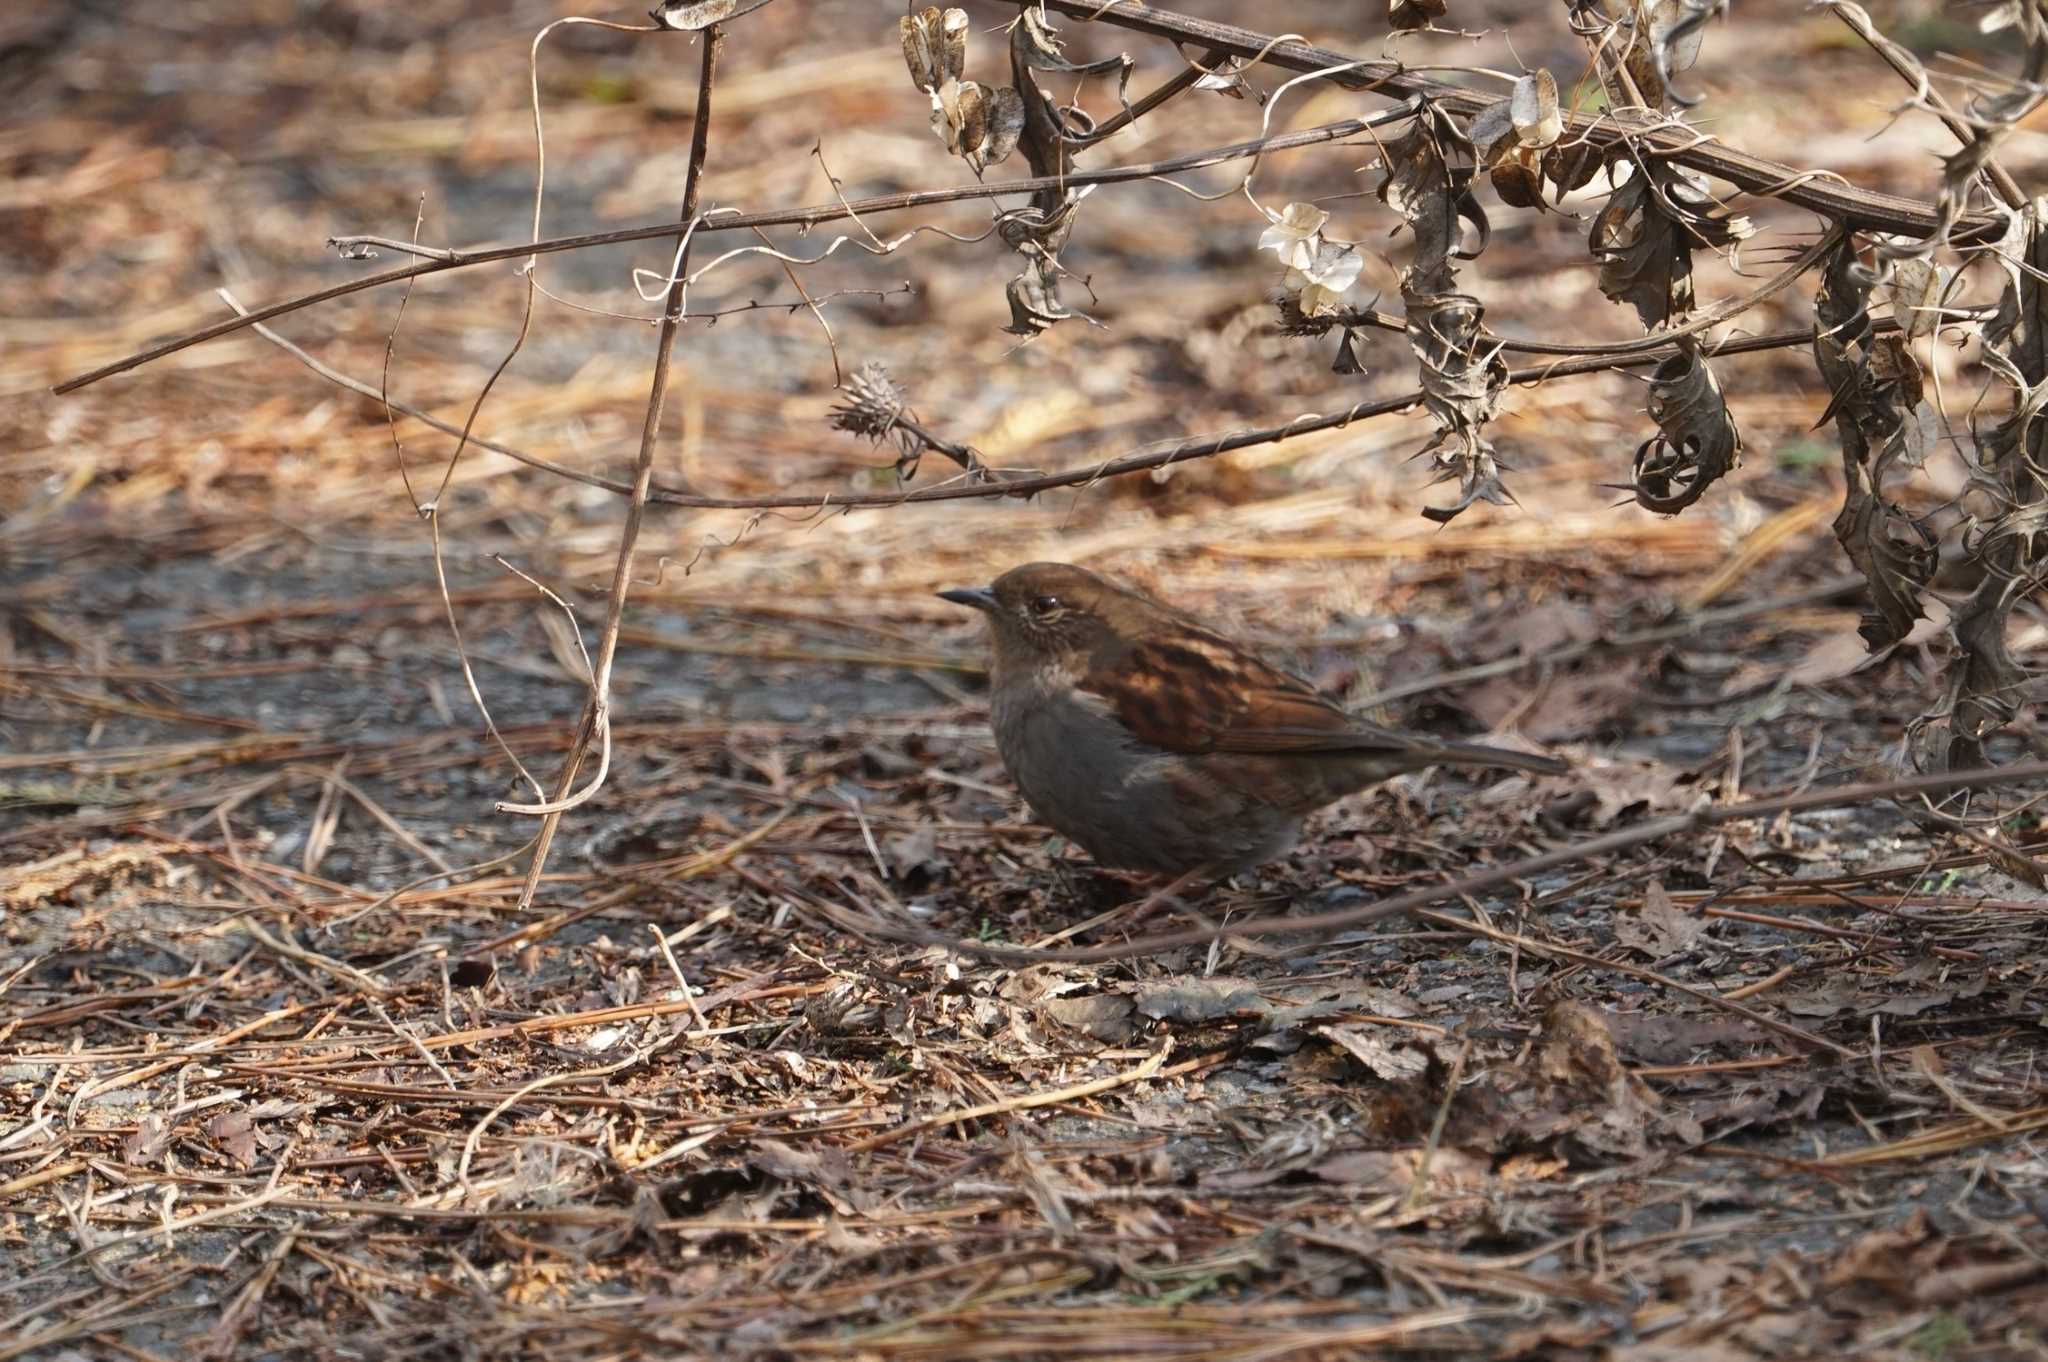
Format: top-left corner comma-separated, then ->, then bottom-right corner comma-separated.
2,2 -> 2046,1358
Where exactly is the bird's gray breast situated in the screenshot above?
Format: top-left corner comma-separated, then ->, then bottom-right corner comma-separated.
989,677 -> 1296,874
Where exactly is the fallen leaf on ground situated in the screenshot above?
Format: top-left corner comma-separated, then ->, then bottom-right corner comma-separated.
1615,881 -> 1709,957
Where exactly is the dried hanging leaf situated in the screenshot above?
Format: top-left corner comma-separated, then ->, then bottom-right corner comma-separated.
1487,145 -> 1546,210
651,0 -> 739,30
1390,0 -> 1450,31
980,85 -> 1025,168
1924,201 -> 2048,768
1542,137 -> 1607,199
1571,0 -> 1718,112
1812,241 -> 1937,650
929,77 -> 988,159
899,6 -> 968,91
1005,260 -> 1071,335
997,192 -> 1084,261
1407,293 -> 1512,523
1641,0 -> 1718,108
1630,337 -> 1741,513
1376,105 -> 1487,295
1886,258 -> 1947,342
1465,98 -> 1512,154
1510,69 -> 1562,148
1011,4 -> 1133,95
1589,160 -> 1750,329
1468,99 -> 1548,210
961,8 -> 1123,339
1375,106 -> 1508,521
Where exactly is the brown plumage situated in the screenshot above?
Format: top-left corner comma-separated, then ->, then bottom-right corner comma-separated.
940,562 -> 1565,877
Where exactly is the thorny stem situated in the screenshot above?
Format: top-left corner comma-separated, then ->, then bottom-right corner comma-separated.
1028,0 -> 2002,238
1822,0 -> 2026,211
55,2 -> 2010,403
512,26 -> 724,914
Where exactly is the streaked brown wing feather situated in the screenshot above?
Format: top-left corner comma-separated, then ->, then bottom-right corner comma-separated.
1082,629 -> 1415,756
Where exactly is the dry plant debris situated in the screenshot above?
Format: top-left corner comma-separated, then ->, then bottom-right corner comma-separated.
4,1 -> 2048,1358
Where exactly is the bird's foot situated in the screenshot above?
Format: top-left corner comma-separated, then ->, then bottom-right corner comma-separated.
1028,864 -> 1216,948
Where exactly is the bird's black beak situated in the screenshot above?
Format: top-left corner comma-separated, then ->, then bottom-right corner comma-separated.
938,586 -> 997,612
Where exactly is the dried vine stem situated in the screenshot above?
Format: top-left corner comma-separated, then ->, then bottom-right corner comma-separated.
234,298 -> 1888,515
53,107 -> 1415,395
509,25 -> 724,913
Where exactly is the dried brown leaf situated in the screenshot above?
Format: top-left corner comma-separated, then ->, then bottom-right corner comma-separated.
1134,977 -> 1265,1023
1377,106 -> 1486,294
1614,880 -> 1708,957
651,0 -> 740,32
124,1113 -> 171,1165
1510,69 -> 1562,148
1631,337 -> 1742,513
206,1110 -> 261,1168
1390,0 -> 1449,31
1590,162 -> 1749,329
1040,993 -> 1138,1042
899,6 -> 967,90
1313,1023 -> 1430,1081
1457,659 -> 1646,741
1534,1000 -> 1683,1154
1604,1011 -> 1764,1064
1814,242 -> 1938,650
1405,293 -> 1512,524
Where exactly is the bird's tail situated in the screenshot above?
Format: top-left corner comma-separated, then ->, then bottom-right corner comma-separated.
1419,738 -> 1568,776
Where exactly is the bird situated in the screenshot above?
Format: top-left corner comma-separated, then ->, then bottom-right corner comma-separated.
939,562 -> 1566,881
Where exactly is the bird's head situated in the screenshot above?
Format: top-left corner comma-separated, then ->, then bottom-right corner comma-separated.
938,561 -> 1144,673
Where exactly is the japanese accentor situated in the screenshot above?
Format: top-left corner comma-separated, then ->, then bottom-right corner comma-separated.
940,562 -> 1565,877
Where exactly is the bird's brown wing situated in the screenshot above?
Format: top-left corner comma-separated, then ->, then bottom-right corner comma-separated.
1081,628 -> 1410,756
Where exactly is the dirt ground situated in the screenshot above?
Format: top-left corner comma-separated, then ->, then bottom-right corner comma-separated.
4,1 -> 2048,1358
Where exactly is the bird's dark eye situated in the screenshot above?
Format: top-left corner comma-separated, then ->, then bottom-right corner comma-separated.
1028,594 -> 1061,616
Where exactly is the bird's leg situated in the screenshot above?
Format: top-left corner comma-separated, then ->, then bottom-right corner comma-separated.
1121,863 -> 1217,925
1028,863 -> 1218,948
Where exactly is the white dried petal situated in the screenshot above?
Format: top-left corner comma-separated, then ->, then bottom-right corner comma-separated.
1295,281 -> 1352,318
1258,201 -> 1329,271
1511,69 -> 1562,149
929,77 -> 972,155
1300,241 -> 1363,291
1283,243 -> 1363,318
1192,55 -> 1250,98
